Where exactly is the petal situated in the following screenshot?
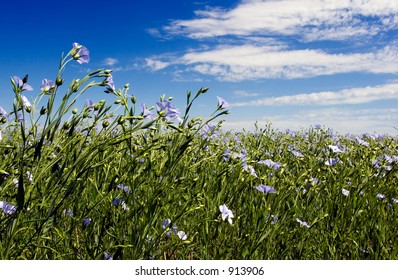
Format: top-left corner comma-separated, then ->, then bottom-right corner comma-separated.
12,76 -> 22,87
177,231 -> 187,240
22,83 -> 33,91
73,42 -> 82,49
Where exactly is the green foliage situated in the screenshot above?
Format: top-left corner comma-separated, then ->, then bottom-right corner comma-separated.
0,45 -> 397,260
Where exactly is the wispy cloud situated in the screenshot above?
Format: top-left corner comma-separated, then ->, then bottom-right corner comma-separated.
150,44 -> 398,81
222,107 -> 398,134
145,58 -> 170,71
164,0 -> 398,41
232,90 -> 260,98
232,83 -> 398,107
103,57 -> 119,66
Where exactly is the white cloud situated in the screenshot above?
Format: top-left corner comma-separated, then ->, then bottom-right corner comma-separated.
222,107 -> 398,135
232,82 -> 398,106
103,57 -> 119,66
145,58 -> 170,71
232,90 -> 260,98
165,0 -> 398,41
147,1 -> 398,81
172,44 -> 398,81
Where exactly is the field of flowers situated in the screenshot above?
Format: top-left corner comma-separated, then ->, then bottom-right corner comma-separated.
0,43 -> 397,260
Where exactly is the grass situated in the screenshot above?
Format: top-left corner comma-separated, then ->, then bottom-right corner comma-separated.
0,43 -> 397,260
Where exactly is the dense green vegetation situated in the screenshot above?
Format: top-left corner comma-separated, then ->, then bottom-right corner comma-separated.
0,43 -> 397,259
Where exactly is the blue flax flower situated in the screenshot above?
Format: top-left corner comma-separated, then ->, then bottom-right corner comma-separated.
242,163 -> 257,177
105,75 -> 115,92
291,150 -> 303,157
266,214 -> 279,224
12,76 -> 33,91
41,79 -> 55,93
63,209 -> 73,217
156,100 -> 181,122
112,197 -> 123,206
356,137 -> 369,147
0,201 -> 17,215
104,252 -> 113,260
141,103 -> 155,120
117,183 -> 131,194
257,159 -> 282,170
200,123 -> 217,139
83,217 -> 92,227
72,42 -> 90,64
0,106 -> 9,120
162,219 -> 171,229
20,95 -> 31,108
256,185 -> 276,194
328,145 -> 344,153
325,158 -> 339,166
217,96 -> 230,110
223,148 -> 231,161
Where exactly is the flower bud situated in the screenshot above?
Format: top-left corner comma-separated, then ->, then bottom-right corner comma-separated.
124,83 -> 129,89
104,69 -> 112,75
40,107 -> 47,115
0,117 -> 6,124
63,122 -> 70,130
22,74 -> 29,84
25,106 -> 31,113
72,108 -> 78,114
71,79 -> 80,92
200,87 -> 209,94
131,96 -> 137,104
56,76 -> 64,86
117,116 -> 125,125
93,104 -> 100,111
114,100 -> 121,104
102,120 -> 109,128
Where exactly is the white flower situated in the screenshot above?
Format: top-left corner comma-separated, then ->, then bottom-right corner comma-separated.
26,171 -> 33,182
296,218 -> 310,228
342,188 -> 350,196
177,231 -> 187,240
219,204 -> 234,225
377,193 -> 386,199
328,145 -> 344,153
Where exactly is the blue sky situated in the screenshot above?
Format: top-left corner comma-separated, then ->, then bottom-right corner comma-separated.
1,0 -> 398,134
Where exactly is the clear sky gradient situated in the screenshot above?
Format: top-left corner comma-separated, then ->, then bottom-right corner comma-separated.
1,0 -> 398,135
